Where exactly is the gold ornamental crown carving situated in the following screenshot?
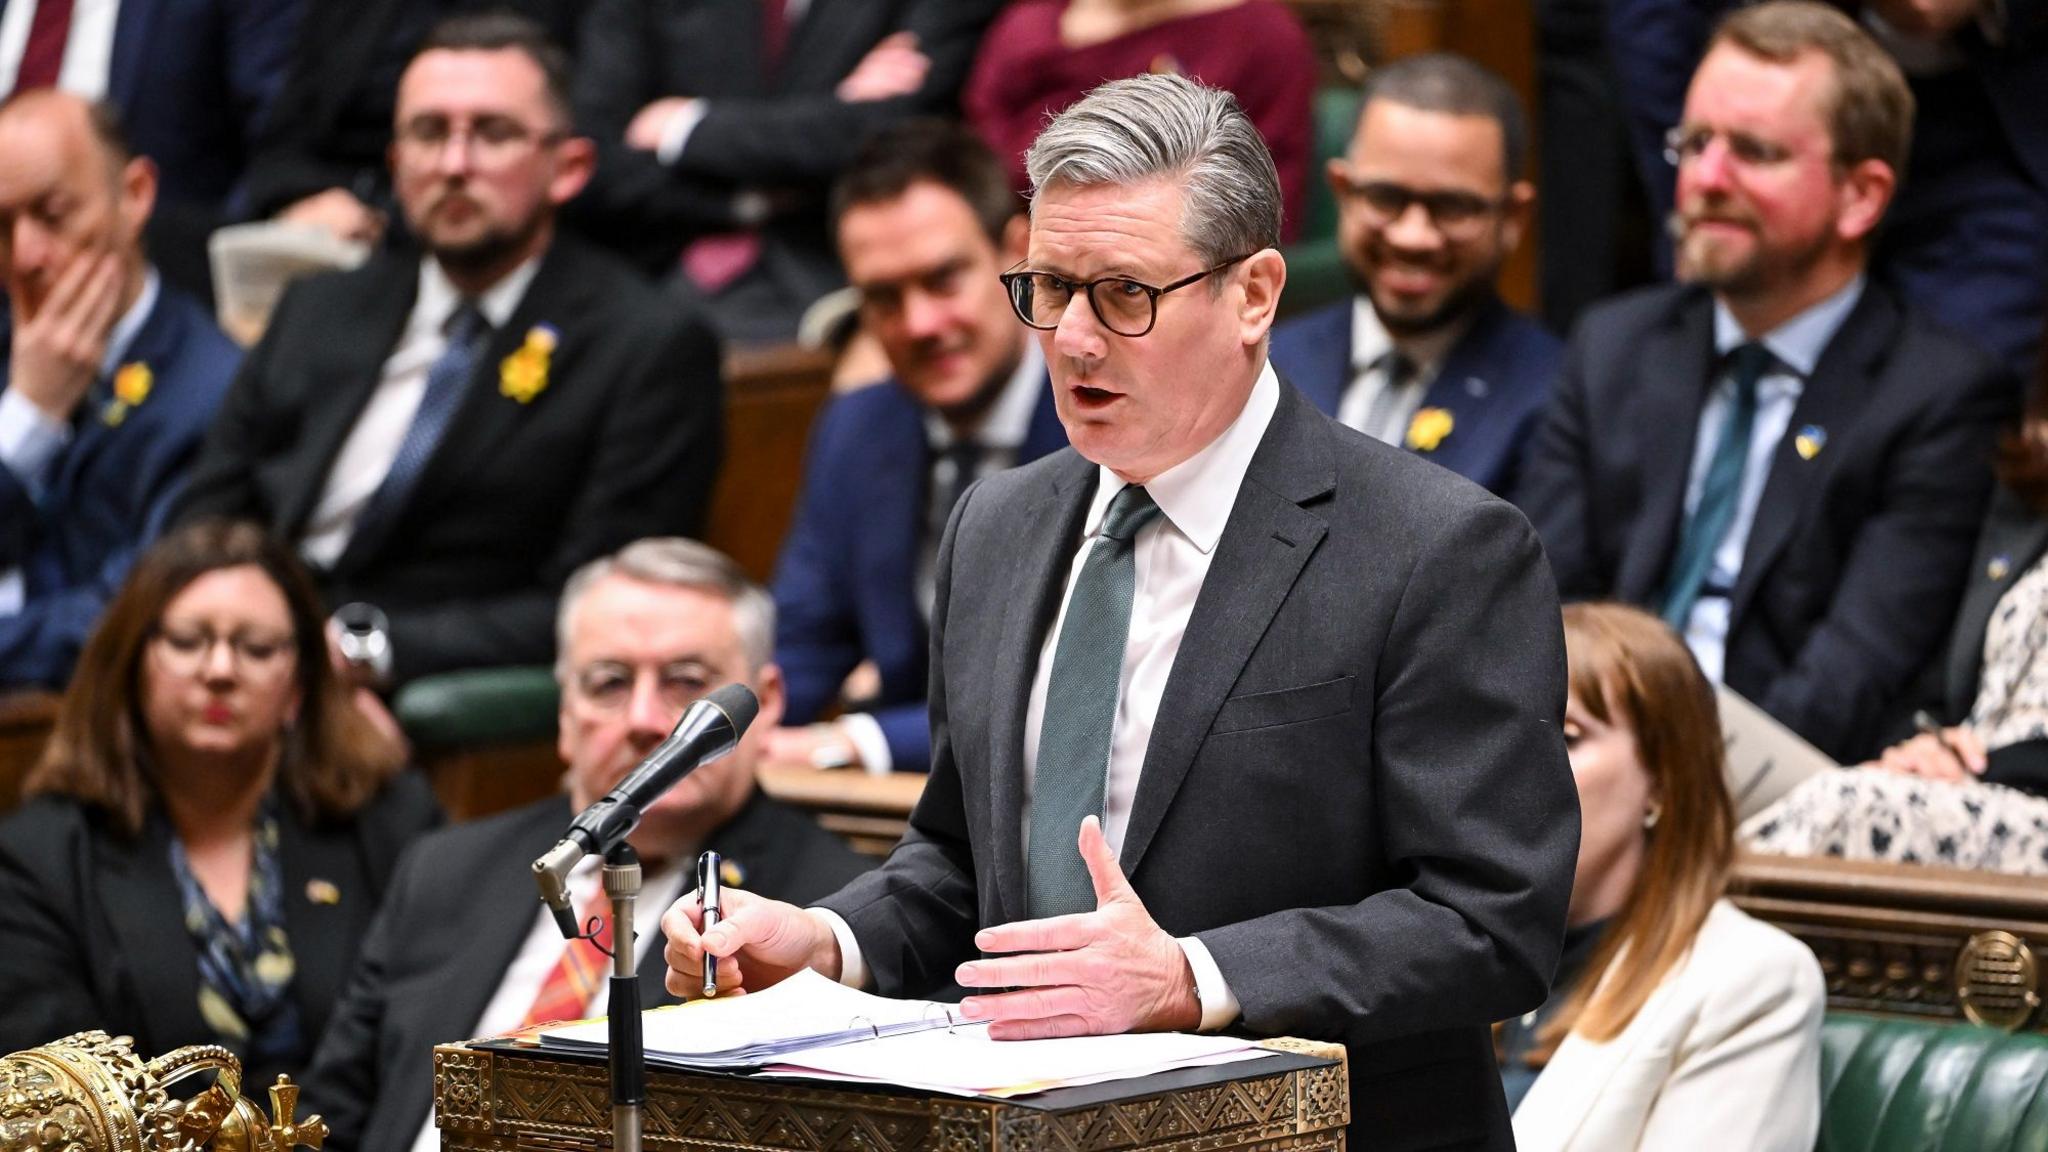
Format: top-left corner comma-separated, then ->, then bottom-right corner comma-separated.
0,1031 -> 327,1152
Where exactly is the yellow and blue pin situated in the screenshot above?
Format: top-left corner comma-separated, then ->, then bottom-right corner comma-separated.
1793,424 -> 1827,461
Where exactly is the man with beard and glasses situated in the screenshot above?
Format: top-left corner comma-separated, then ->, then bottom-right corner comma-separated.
175,13 -> 723,689
760,120 -> 1066,776
1518,0 -> 2016,764
1270,54 -> 1559,498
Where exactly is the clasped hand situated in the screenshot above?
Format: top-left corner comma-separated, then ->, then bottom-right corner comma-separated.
661,816 -> 1201,1040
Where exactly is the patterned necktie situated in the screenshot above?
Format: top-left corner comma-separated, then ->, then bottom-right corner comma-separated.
1359,349 -> 1417,445
344,303 -> 486,562
14,0 -> 76,92
1028,485 -> 1162,919
1661,342 -> 1775,629
520,887 -> 614,1028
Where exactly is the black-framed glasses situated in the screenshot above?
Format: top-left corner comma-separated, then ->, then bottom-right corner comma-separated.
394,114 -> 567,166
1331,175 -> 1505,237
999,254 -> 1254,337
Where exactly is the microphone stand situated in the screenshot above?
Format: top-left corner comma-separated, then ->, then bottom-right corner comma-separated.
604,843 -> 645,1152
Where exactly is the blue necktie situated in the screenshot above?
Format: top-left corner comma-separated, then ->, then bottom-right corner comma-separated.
346,304 -> 486,560
1028,485 -> 1162,919
1661,342 -> 1774,629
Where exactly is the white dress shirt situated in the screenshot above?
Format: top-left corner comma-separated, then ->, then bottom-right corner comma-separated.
0,268 -> 158,613
1679,276 -> 1863,683
840,342 -> 1049,775
298,256 -> 540,568
1336,297 -> 1464,445
408,855 -> 686,1152
819,362 -> 1284,1033
0,0 -> 119,100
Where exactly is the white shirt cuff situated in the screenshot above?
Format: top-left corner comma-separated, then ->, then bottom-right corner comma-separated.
0,388 -> 72,497
656,99 -> 710,166
1178,936 -> 1241,1032
838,713 -> 895,775
808,906 -> 870,990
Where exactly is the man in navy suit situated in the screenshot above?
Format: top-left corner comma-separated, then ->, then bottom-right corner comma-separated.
761,120 -> 1065,775
1610,0 -> 2048,379
1269,54 -> 1560,498
1518,3 -> 2016,762
0,90 -> 239,688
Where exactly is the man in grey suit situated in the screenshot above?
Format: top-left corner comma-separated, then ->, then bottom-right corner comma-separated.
663,74 -> 1578,1152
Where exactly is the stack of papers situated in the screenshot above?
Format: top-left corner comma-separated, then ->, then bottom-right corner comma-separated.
540,970 -> 961,1070
538,969 -> 1271,1097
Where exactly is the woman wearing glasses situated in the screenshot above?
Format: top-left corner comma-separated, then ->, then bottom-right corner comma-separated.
0,519 -> 438,1079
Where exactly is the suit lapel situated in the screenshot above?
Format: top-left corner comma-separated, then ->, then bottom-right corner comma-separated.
95,818 -> 212,1052
1616,297 -> 1717,602
1414,302 -> 1506,476
1019,376 -> 1066,463
1947,489 -> 2048,715
1121,386 -> 1333,876
279,805 -> 366,1040
277,260 -> 418,537
988,454 -> 1095,924
1729,288 -> 1892,623
865,386 -> 929,614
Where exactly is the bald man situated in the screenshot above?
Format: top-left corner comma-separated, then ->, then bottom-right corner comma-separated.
0,91 -> 241,688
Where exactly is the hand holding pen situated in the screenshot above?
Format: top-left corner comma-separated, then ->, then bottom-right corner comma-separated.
1873,713 -> 1988,782
697,851 -> 722,998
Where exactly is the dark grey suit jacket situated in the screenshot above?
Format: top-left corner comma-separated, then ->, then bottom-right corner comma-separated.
818,382 -> 1580,1151
301,790 -> 873,1152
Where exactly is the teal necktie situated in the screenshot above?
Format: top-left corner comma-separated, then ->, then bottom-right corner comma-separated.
1028,485 -> 1162,918
1661,342 -> 1775,630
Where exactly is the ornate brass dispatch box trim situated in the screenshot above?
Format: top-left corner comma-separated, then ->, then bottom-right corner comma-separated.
431,1038 -> 1347,1152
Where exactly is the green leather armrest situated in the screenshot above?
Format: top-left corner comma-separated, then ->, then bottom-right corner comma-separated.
1277,239 -> 1349,321
1820,1014 -> 2048,1151
394,666 -> 560,752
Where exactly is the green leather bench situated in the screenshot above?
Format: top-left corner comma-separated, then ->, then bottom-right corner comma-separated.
1821,1015 -> 2048,1151
394,666 -> 559,752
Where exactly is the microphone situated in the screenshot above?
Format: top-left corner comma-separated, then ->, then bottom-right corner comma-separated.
532,682 -> 760,936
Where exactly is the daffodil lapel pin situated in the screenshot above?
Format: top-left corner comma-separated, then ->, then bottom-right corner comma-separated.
1406,406 -> 1454,453
102,362 -> 153,426
499,324 -> 557,404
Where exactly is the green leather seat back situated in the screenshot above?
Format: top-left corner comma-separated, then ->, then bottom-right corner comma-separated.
394,665 -> 560,751
1277,86 -> 1362,321
1820,1015 -> 2048,1152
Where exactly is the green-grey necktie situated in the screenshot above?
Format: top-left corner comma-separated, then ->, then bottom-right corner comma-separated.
1027,484 -> 1162,919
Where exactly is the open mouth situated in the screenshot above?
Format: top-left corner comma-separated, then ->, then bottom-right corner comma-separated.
1071,384 -> 1119,410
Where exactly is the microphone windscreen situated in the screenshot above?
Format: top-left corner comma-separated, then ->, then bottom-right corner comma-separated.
706,681 -> 760,736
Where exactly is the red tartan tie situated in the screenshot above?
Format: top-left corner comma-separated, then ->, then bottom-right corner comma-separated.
519,888 -> 614,1028
15,0 -> 76,92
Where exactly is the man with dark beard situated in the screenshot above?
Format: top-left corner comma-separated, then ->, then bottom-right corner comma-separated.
1269,54 -> 1559,498
1517,1 -> 2016,763
176,13 -> 723,687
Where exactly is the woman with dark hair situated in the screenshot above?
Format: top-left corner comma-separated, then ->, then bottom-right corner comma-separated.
0,519 -> 438,1081
1510,603 -> 1823,1152
1743,344 -> 2048,872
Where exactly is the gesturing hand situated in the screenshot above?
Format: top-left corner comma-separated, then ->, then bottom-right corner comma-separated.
661,887 -> 842,999
955,816 -> 1200,1040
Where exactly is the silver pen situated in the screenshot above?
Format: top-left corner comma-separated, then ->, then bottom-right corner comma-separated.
697,850 -> 722,998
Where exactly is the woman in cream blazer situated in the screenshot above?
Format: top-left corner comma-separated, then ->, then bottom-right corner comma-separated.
1510,605 -> 1825,1152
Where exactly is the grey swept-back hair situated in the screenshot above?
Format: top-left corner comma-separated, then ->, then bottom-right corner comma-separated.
1024,73 -> 1282,268
555,538 -> 775,676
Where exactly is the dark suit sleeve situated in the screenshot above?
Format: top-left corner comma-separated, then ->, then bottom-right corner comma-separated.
222,0 -> 306,208
873,702 -> 931,773
1197,497 -> 1578,1041
667,0 -> 1006,185
0,814 -> 105,1053
1607,0 -> 1726,269
0,483 -> 184,688
384,310 -> 725,682
772,399 -> 867,725
815,482 -> 985,996
173,288 -> 300,526
298,843 -> 422,1152
1515,327 -> 1606,597
1760,362 -> 2014,761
